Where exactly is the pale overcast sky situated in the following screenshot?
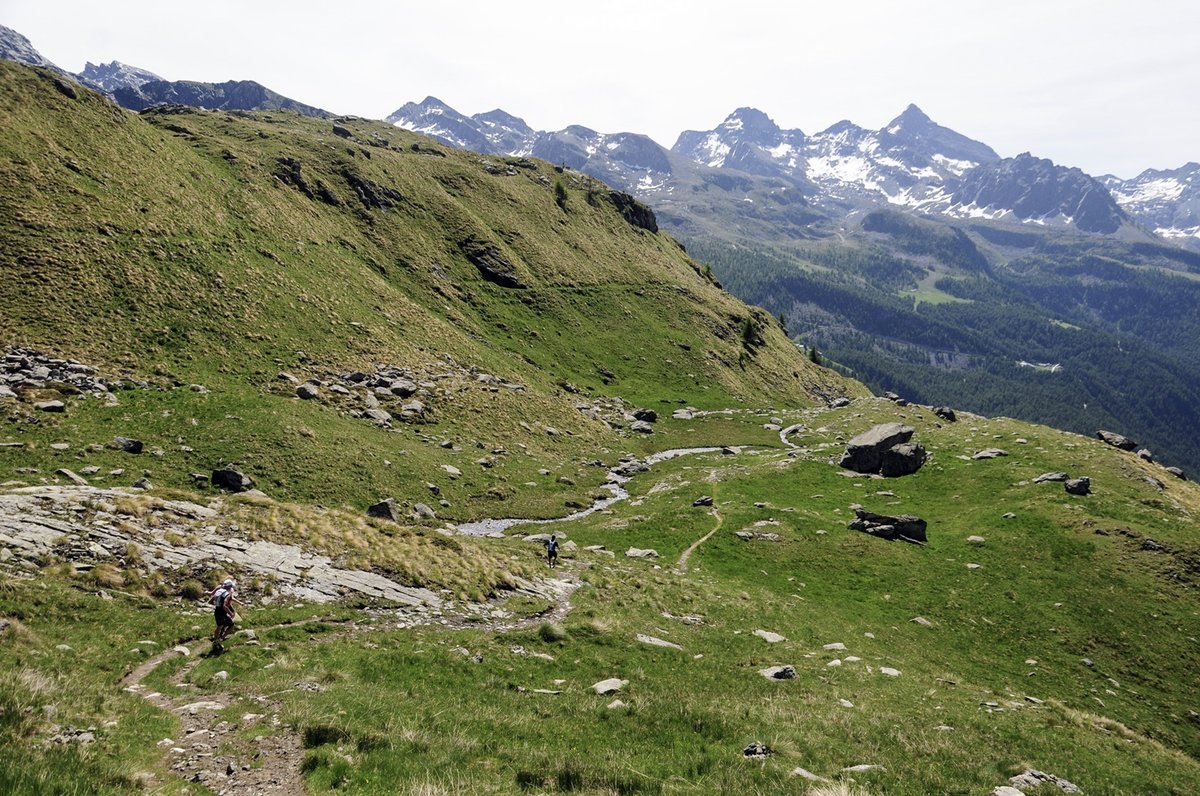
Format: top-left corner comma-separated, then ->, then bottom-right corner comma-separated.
3,0 -> 1197,177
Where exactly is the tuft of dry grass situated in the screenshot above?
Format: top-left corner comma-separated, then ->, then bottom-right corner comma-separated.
809,781 -> 872,796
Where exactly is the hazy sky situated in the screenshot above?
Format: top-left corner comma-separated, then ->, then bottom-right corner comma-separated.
4,0 -> 1197,177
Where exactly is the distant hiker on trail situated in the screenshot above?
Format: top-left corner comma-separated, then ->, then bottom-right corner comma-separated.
209,578 -> 245,642
546,534 -> 559,569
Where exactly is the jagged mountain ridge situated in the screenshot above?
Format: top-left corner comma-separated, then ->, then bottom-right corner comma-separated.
388,95 -> 1194,248
0,23 -> 331,118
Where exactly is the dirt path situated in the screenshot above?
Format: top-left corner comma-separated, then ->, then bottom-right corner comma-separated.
675,508 -> 723,574
120,577 -> 581,793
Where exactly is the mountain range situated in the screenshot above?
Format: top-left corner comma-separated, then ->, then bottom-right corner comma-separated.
4,22 -> 1200,472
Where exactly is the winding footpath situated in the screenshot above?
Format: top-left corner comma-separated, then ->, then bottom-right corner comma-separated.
674,508 -> 724,574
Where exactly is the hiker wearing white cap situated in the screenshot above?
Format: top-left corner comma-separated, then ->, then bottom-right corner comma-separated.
209,577 -> 245,642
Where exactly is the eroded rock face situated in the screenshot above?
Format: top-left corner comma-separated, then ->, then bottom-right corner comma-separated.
848,507 -> 927,544
879,443 -> 927,477
211,469 -> 254,493
1064,477 -> 1091,496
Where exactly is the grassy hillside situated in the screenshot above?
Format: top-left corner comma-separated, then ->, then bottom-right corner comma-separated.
2,401 -> 1198,794
0,60 -> 859,514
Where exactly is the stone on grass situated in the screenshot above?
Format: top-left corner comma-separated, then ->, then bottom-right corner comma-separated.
692,495 -> 713,507
367,498 -> 401,523
792,767 -> 828,782
972,448 -> 1008,460
1164,466 -> 1187,480
848,507 -> 927,544
55,468 -> 89,486
606,699 -> 625,710
1064,477 -> 1091,496
635,634 -> 683,651
823,642 -> 846,651
1034,472 -> 1068,483
880,667 -> 901,677
630,420 -> 654,434
743,741 -> 773,758
440,464 -> 462,479
933,406 -> 957,422
413,503 -> 437,520
295,384 -> 319,400
591,678 -> 627,695
758,665 -> 796,680
911,616 -> 934,627
967,535 -> 986,544
34,400 -> 65,412
211,468 -> 254,493
753,630 -> 786,644
1097,430 -> 1137,451
1009,769 -> 1082,793
992,787 -> 1026,796
625,547 -> 659,559
879,442 -> 927,477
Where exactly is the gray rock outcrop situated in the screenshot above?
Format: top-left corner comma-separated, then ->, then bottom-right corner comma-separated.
211,468 -> 254,493
848,507 -> 927,544
1097,430 -> 1137,451
1064,477 -> 1091,496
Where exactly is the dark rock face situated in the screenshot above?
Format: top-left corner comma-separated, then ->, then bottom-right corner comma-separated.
1064,477 -> 1091,495
1164,466 -> 1187,480
951,153 -> 1128,234
608,191 -> 658,233
632,408 -> 658,423
212,468 -> 254,493
879,443 -> 927,477
460,236 -> 526,288
341,169 -> 403,211
848,508 -> 927,544
1097,430 -> 1137,451
113,78 -> 331,118
838,423 -> 916,475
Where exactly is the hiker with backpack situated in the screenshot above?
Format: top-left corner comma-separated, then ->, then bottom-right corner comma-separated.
545,534 -> 559,569
209,578 -> 245,642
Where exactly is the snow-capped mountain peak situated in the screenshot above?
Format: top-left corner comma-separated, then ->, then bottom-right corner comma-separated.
76,60 -> 163,93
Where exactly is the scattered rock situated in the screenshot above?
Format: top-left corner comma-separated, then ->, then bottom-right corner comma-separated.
692,495 -> 713,507
758,665 -> 796,680
132,478 -> 152,490
911,616 -> 934,627
972,448 -> 1008,460
1164,466 -> 1187,480
632,408 -> 657,423
848,507 -> 927,544
606,699 -> 625,710
823,643 -> 846,651
1064,477 -> 1091,496
844,764 -> 885,773
629,420 -> 654,434
367,498 -> 402,523
753,630 -> 786,644
792,766 -> 828,782
413,503 -> 436,520
54,468 -> 89,486
742,741 -> 773,758
211,468 -> 254,493
1137,449 -> 1154,462
625,548 -> 659,559
967,535 -> 986,544
1034,472 -> 1069,483
933,406 -> 957,422
591,678 -> 627,695
991,787 -> 1026,796
1009,769 -> 1082,793
34,400 -> 65,413
295,384 -> 320,400
829,397 -> 851,409
440,464 -> 462,479
1097,430 -> 1137,451
635,634 -> 683,651
880,667 -> 901,677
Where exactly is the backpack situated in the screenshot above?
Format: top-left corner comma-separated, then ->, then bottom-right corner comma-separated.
211,587 -> 229,606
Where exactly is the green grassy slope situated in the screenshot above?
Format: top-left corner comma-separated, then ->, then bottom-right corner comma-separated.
0,61 -> 860,513
3,402 -> 1197,794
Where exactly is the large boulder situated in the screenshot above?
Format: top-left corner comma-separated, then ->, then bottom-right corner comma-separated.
1097,430 -> 1137,451
879,443 -> 927,477
838,423 -> 914,474
848,507 -> 927,544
